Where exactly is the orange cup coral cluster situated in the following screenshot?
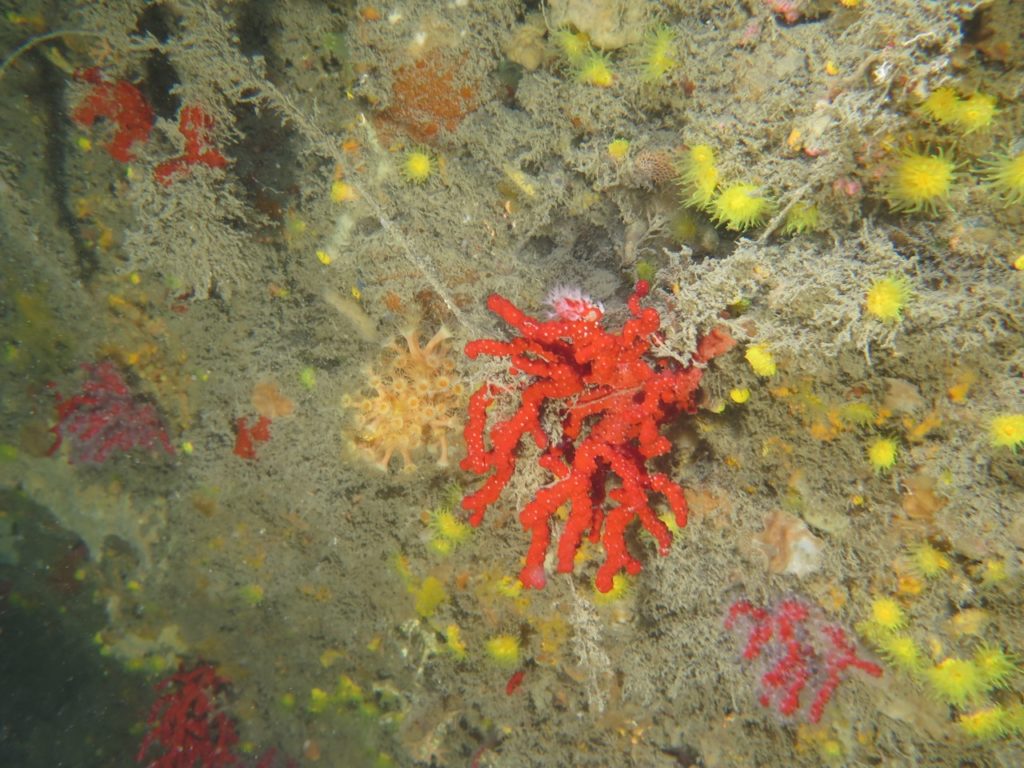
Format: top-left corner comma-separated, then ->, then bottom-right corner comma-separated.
342,326 -> 464,472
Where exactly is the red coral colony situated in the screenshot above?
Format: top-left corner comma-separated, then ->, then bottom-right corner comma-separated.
460,281 -> 734,592
155,105 -> 229,184
725,597 -> 883,723
48,360 -> 174,464
72,67 -> 154,162
137,663 -> 239,768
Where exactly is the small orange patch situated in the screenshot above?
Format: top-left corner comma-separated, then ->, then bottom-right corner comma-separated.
251,379 -> 295,418
901,472 -> 947,521
383,290 -> 404,314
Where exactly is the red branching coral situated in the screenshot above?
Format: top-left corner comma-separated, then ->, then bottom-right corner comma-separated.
155,105 -> 229,184
460,281 -> 734,592
48,360 -> 174,464
137,663 -> 239,768
72,67 -> 154,162
233,414 -> 272,460
725,597 -> 883,723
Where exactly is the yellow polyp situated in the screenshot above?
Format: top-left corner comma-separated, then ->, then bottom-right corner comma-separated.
865,275 -> 911,322
319,648 -> 345,668
607,139 -> 630,161
980,559 -> 1007,587
578,52 -> 614,87
495,575 -> 522,598
485,634 -> 521,666
926,657 -> 986,707
239,584 -> 264,606
745,344 -> 776,377
959,706 -> 1009,740
867,437 -> 898,472
989,413 -> 1024,450
897,574 -> 923,596
331,180 -> 358,202
316,249 -> 332,265
413,576 -> 447,618
308,687 -> 331,714
908,542 -> 950,578
868,597 -> 905,632
336,674 -> 364,704
401,150 -> 434,183
445,624 -> 467,659
729,388 -> 750,404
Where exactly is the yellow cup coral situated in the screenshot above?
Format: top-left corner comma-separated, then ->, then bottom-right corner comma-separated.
984,149 -> 1024,206
413,576 -> 447,618
577,52 -> 614,87
973,644 -> 1017,689
920,86 -> 960,125
711,183 -> 771,230
781,202 -> 820,235
432,508 -> 471,545
867,437 -> 899,472
958,706 -> 1010,740
989,413 -> 1024,450
401,150 -> 434,183
865,275 -> 911,322
868,597 -> 906,632
926,657 -> 986,707
675,144 -> 719,209
952,92 -> 997,134
553,28 -> 589,65
877,633 -> 924,674
607,138 -> 630,161
920,88 -> 997,134
485,634 -> 521,666
883,149 -> 956,214
637,26 -> 677,83
744,344 -> 776,377
907,542 -> 950,578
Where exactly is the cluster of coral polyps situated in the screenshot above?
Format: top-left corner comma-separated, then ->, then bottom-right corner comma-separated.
461,281 -> 735,592
343,326 -> 464,472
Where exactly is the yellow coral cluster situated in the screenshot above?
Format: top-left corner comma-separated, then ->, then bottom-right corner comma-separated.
342,326 -> 464,472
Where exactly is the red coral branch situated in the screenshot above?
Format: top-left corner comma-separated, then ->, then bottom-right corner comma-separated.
155,105 -> 229,184
461,281 -> 734,592
72,67 -> 154,162
137,663 -> 240,768
233,415 -> 272,460
725,597 -> 883,723
48,360 -> 174,464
